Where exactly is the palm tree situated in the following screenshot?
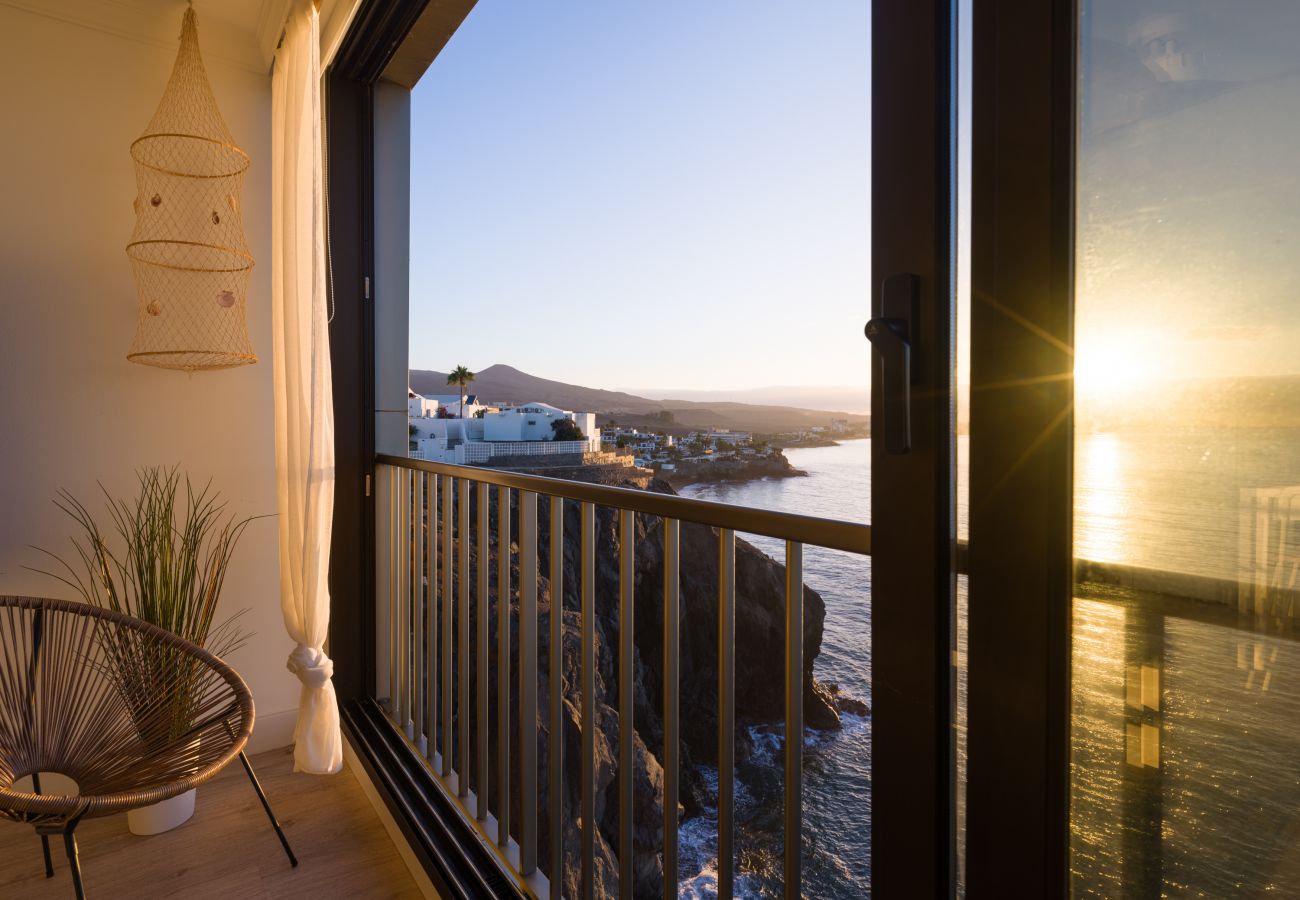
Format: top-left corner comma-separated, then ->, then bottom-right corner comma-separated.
447,365 -> 475,418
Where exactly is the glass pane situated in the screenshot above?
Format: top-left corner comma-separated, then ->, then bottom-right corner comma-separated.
407,5 -> 873,897
955,0 -> 972,892
1072,2 -> 1300,895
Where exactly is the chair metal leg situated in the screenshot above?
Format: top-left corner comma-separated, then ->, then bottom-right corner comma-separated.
238,751 -> 298,867
32,773 -> 54,878
39,832 -> 54,878
63,826 -> 85,900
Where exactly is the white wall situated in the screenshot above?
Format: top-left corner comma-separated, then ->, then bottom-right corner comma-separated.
372,79 -> 412,701
410,418 -> 482,443
482,407 -> 599,444
373,81 -> 411,456
483,412 -> 525,442
0,6 -> 297,751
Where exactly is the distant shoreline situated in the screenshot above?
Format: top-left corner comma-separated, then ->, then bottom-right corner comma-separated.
660,449 -> 807,489
771,435 -> 843,450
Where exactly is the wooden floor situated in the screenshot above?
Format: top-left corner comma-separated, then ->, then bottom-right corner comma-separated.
0,746 -> 423,899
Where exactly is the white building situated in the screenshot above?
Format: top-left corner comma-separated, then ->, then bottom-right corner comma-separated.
686,429 -> 751,447
410,416 -> 482,444
708,429 -> 751,445
483,403 -> 597,443
603,428 -> 673,450
408,390 -> 487,420
407,390 -> 441,418
410,399 -> 600,465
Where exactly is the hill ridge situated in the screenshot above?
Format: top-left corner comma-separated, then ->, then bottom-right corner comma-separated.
408,364 -> 870,435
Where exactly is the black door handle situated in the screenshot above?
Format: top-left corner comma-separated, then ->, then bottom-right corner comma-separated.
865,274 -> 920,455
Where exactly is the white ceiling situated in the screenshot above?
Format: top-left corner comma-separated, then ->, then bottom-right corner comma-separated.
197,0 -> 287,69
0,0 -> 292,72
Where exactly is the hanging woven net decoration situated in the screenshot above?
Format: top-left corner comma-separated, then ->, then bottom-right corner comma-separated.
125,6 -> 256,371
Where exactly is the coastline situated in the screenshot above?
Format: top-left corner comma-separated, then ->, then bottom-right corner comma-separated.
660,450 -> 807,488
770,435 -> 842,450
670,438 -> 874,896
770,428 -> 868,450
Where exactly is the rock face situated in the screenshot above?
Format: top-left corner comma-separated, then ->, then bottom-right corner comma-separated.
491,461 -> 656,489
432,478 -> 842,899
662,450 -> 805,488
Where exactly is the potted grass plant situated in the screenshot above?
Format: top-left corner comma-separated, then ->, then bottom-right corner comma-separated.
32,466 -> 253,835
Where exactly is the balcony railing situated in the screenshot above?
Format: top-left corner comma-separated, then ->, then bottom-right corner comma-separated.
374,453 -> 871,899
461,440 -> 599,464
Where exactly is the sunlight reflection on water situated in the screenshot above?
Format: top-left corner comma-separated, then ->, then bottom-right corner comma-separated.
1076,433 -> 1131,564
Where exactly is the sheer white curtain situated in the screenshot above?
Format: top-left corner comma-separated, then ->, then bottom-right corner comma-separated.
272,0 -> 342,775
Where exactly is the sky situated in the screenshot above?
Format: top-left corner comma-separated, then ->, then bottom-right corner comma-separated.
409,1 -> 872,393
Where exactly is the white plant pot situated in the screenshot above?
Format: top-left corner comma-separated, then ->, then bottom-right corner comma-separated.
128,787 -> 196,836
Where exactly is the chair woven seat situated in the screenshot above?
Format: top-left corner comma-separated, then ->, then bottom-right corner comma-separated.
0,595 -> 253,828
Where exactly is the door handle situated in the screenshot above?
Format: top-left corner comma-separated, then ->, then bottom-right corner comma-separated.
865,273 -> 920,455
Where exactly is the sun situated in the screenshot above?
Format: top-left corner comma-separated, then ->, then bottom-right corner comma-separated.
1072,331 -> 1167,400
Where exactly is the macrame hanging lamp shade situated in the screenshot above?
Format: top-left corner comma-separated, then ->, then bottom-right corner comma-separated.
125,6 -> 256,372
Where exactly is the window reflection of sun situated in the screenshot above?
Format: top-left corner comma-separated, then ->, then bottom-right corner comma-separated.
1073,331 -> 1168,401
1076,432 -> 1131,564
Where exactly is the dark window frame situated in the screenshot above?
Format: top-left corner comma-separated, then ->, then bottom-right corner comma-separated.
965,0 -> 1076,895
325,0 -> 1081,895
869,0 -> 958,893
325,4 -> 525,897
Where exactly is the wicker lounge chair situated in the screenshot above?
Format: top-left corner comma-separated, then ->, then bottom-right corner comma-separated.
0,595 -> 296,898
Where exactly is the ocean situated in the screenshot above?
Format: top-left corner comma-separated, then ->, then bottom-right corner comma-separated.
673,427 -> 1300,897
678,438 -> 879,898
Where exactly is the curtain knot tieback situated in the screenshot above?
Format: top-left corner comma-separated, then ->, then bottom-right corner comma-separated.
287,644 -> 333,690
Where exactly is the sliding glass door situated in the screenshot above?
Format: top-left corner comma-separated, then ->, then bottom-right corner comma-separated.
965,0 -> 1300,895
1070,2 -> 1300,895
327,1 -> 1300,896
870,1 -> 959,894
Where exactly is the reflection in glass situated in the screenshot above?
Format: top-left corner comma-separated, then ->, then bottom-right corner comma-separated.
1071,0 -> 1300,895
1075,433 -> 1131,565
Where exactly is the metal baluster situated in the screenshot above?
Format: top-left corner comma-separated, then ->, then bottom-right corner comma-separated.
411,472 -> 420,733
784,541 -> 803,899
580,501 -> 596,900
477,481 -> 490,821
520,491 -> 539,875
442,475 -> 454,776
618,508 -> 635,899
413,472 -> 425,743
498,485 -> 512,847
386,467 -> 396,716
410,469 -> 420,734
426,472 -> 438,763
397,469 -> 409,732
368,462 -> 841,900
718,528 -> 736,900
549,497 -> 565,899
663,518 -> 680,900
460,478 -> 472,797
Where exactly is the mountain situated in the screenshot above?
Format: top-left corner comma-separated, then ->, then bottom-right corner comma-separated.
408,364 -> 869,435
631,384 -> 870,416
412,365 -> 661,415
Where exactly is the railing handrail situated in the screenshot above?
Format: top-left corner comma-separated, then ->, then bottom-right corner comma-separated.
385,455 -> 1251,597
378,453 -> 873,556
373,453 -> 1271,899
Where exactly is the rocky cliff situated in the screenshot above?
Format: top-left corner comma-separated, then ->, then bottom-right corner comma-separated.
436,478 -> 854,898
662,450 -> 805,488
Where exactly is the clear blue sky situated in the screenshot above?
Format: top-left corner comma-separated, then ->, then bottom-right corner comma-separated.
409,1 -> 871,392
